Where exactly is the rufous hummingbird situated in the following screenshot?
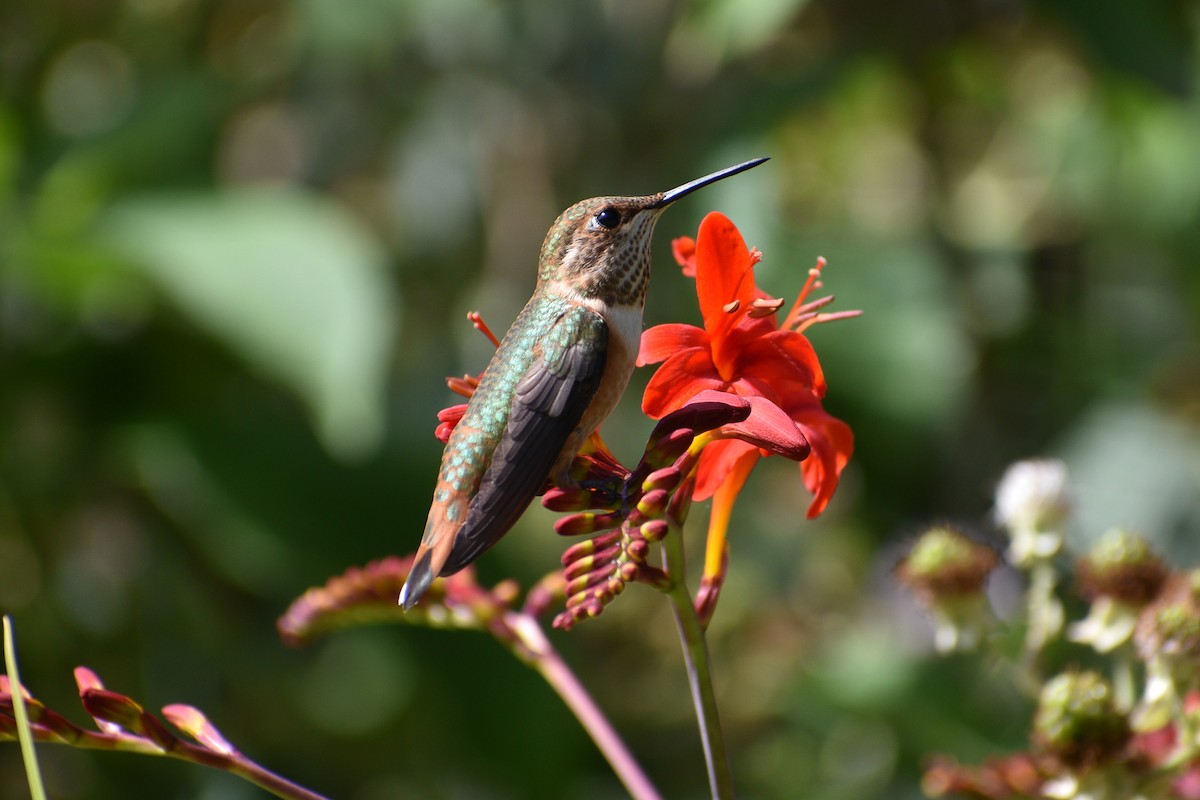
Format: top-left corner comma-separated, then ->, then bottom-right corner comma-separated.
400,158 -> 768,609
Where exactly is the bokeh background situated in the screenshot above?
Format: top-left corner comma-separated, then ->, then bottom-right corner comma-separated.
2,0 -> 1199,797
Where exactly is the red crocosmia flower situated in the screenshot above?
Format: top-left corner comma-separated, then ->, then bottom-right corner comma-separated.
639,211 -> 856,622
639,211 -> 855,517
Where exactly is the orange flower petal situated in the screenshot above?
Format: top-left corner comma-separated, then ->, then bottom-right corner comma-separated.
638,323 -> 708,367
642,347 -> 726,418
721,396 -> 810,461
735,329 -> 826,398
695,212 -> 759,376
787,397 -> 854,518
672,236 -> 698,277
693,438 -> 759,501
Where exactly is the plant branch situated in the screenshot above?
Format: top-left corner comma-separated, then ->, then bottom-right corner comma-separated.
220,757 -> 331,800
506,613 -> 662,800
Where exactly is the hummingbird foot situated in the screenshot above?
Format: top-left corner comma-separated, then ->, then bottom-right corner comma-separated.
399,551 -> 436,610
552,467 -> 624,507
578,475 -> 624,496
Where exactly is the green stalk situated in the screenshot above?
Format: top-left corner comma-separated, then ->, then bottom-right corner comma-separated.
661,526 -> 734,799
1020,561 -> 1063,686
4,615 -> 48,800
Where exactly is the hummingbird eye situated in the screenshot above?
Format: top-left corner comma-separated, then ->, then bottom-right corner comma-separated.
594,208 -> 621,229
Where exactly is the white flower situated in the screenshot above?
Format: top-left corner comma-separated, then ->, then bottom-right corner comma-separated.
995,459 -> 1072,567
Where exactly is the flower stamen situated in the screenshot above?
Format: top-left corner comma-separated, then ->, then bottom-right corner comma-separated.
467,311 -> 501,348
446,374 -> 480,398
781,256 -> 827,329
748,297 -> 786,319
726,248 -> 763,301
794,308 -> 863,334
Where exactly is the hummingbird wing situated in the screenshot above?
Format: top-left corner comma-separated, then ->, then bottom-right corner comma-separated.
441,304 -> 609,574
401,303 -> 608,608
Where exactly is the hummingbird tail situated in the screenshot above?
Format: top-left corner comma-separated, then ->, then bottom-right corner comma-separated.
400,510 -> 463,610
399,551 -> 436,610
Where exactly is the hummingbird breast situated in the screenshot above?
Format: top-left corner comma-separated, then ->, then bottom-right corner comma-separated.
547,291 -> 645,478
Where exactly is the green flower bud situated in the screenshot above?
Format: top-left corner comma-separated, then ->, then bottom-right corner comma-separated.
1077,529 -> 1167,605
896,526 -> 999,653
1033,671 -> 1128,768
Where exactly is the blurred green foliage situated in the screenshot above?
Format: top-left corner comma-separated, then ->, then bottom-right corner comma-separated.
1,0 -> 1198,797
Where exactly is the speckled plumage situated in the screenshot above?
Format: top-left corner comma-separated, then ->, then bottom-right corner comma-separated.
400,159 -> 768,609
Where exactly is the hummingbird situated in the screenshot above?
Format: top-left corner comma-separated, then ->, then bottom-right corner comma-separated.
400,157 -> 768,609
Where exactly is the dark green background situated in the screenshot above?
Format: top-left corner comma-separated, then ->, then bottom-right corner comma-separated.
2,0 -> 1198,797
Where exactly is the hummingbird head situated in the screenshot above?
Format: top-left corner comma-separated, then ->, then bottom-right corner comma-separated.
537,194 -> 669,305
537,158 -> 768,305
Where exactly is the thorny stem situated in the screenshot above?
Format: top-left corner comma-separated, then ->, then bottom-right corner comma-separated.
506,613 -> 662,800
662,520 -> 735,799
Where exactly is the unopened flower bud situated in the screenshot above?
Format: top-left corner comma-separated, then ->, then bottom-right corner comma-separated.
1033,671 -> 1128,769
626,538 -> 649,563
492,579 -> 520,606
554,511 -> 622,537
1070,530 -> 1169,654
896,526 -> 998,652
899,526 -> 998,595
1133,570 -> 1200,671
563,544 -> 621,581
640,519 -> 669,542
637,489 -> 669,519
560,530 -> 622,566
642,467 -> 682,493
1141,602 -> 1200,662
542,487 -> 595,512
566,563 -> 618,597
645,429 -> 696,470
1077,529 -> 1167,605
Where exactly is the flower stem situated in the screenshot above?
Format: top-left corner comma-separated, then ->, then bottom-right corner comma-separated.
34,729 -> 332,800
1112,650 -> 1135,713
506,613 -> 662,800
1020,561 -> 1063,685
661,525 -> 735,799
3,615 -> 49,800
220,757 -> 332,800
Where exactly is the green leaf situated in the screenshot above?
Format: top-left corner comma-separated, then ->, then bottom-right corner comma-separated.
105,188 -> 397,460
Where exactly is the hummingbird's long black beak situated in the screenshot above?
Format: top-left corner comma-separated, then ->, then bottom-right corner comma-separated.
650,157 -> 769,209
